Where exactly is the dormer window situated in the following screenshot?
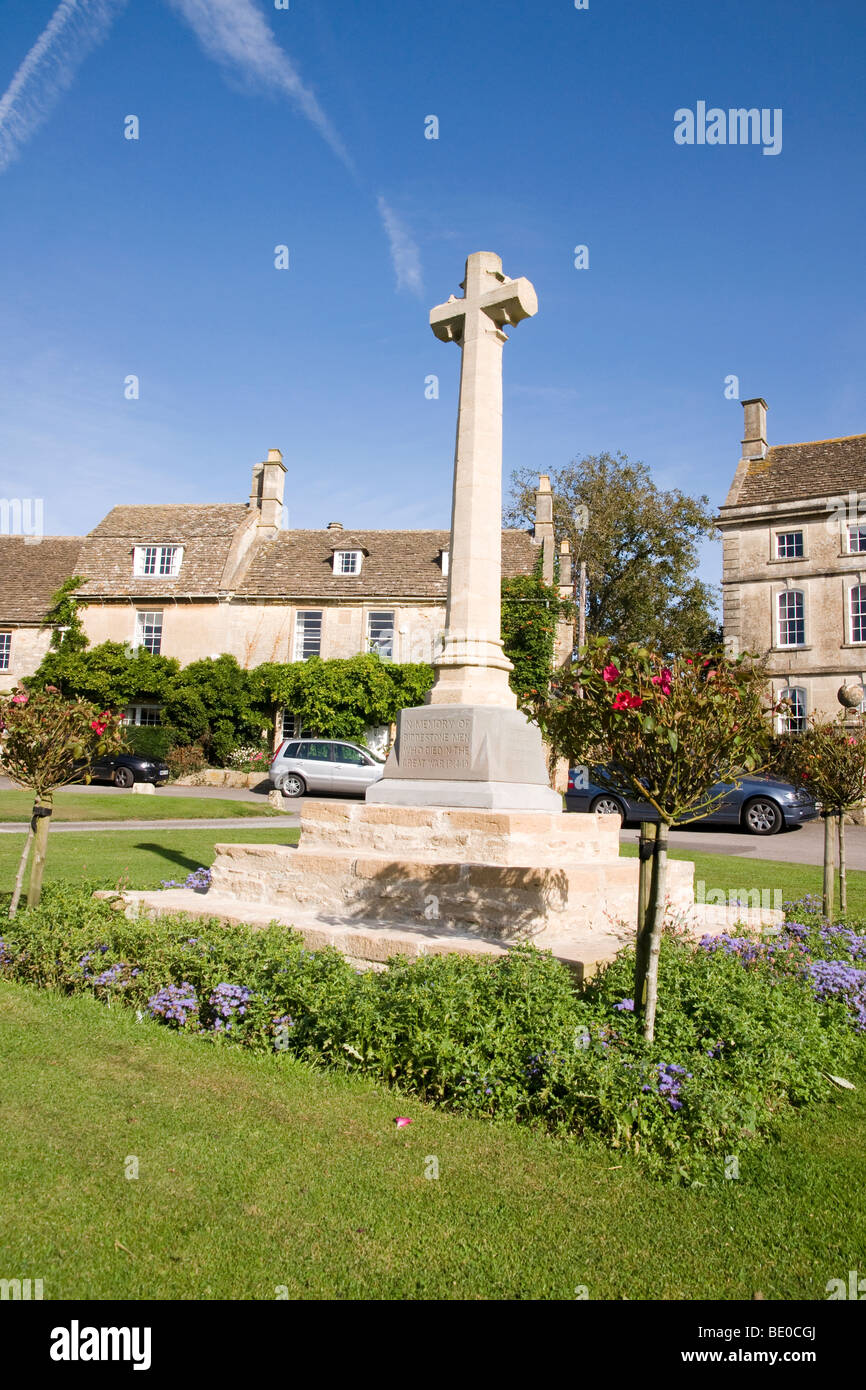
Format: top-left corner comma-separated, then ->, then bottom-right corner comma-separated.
439,548 -> 450,577
134,545 -> 183,578
334,550 -> 362,575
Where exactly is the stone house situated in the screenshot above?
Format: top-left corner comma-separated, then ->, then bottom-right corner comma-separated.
719,399 -> 866,726
0,536 -> 84,694
0,452 -> 572,735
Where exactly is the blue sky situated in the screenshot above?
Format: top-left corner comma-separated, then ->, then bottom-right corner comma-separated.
1,0 -> 865,601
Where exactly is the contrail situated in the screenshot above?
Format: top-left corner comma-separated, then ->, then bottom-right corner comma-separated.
0,0 -> 127,175
167,0 -> 354,173
377,195 -> 423,297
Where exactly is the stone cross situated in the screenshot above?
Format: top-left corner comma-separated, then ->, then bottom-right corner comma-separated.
428,251 -> 538,708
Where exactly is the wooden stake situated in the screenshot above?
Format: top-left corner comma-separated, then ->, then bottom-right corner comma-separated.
26,798 -> 53,910
633,820 -> 657,1018
8,826 -> 34,918
838,812 -> 847,917
822,812 -> 835,919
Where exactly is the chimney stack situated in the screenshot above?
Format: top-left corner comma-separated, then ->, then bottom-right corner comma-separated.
558,537 -> 572,589
326,521 -> 344,531
250,448 -> 287,529
533,474 -> 555,584
741,398 -> 768,459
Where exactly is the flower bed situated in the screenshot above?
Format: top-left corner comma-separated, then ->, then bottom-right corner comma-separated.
1,887 -> 863,1181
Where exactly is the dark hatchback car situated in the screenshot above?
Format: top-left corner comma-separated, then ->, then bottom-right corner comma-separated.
88,752 -> 170,789
566,766 -> 818,836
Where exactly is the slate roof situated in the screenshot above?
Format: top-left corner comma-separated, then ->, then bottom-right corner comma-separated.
79,504 -> 250,597
727,434 -> 866,509
238,529 -> 540,599
0,536 -> 84,623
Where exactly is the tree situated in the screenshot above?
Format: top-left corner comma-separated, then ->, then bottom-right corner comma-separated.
0,688 -> 125,912
41,576 -> 89,655
29,640 -> 179,709
162,656 -> 270,766
774,717 -> 866,916
526,639 -> 773,1040
256,654 -> 434,745
505,454 -> 720,655
501,568 -> 574,705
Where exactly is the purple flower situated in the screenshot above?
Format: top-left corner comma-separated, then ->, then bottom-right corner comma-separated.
615,998 -> 635,1012
147,982 -> 199,1028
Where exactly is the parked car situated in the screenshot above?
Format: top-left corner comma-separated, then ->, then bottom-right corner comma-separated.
270,738 -> 385,799
88,751 -> 170,789
565,765 -> 818,835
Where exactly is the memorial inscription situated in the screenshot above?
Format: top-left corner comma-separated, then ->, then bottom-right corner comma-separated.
400,716 -> 473,772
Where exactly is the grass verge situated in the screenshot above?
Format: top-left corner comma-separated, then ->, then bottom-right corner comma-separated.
0,827 -> 298,896
0,978 -> 862,1300
0,789 -> 278,823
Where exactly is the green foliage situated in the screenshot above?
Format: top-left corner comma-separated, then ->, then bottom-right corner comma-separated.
256,653 -> 434,744
30,641 -> 179,709
2,887 -> 862,1181
506,454 -> 720,654
501,570 -> 573,704
528,637 -> 774,825
123,725 -> 178,761
161,656 -> 268,766
774,717 -> 866,814
42,576 -> 89,655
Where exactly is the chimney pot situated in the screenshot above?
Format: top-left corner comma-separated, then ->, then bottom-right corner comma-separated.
327,521 -> 344,531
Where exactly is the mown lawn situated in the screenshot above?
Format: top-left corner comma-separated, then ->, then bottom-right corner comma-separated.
619,842 -> 866,917
0,789 -> 277,822
0,979 -> 862,1300
0,827 -> 298,897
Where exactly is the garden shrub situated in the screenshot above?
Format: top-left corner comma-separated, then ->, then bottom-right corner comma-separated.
165,743 -> 208,779
123,725 -> 178,761
1,889 -> 863,1182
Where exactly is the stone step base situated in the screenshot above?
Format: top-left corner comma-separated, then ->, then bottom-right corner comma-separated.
297,798 -> 622,867
100,889 -> 633,980
207,839 -> 698,938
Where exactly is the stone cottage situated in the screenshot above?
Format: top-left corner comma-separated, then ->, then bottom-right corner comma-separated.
719,398 -> 866,726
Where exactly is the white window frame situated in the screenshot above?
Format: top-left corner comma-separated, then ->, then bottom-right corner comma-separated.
849,584 -> 866,644
776,589 -> 805,648
135,610 -> 164,655
778,686 -> 807,734
440,548 -> 450,577
0,631 -> 10,671
848,524 -> 866,555
133,544 -> 184,578
123,704 -> 162,726
293,610 -> 323,661
775,530 -> 803,560
333,550 -> 362,576
367,610 -> 395,661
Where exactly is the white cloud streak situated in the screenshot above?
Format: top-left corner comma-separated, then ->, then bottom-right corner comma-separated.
377,196 -> 423,297
166,0 -> 354,172
0,0 -> 127,175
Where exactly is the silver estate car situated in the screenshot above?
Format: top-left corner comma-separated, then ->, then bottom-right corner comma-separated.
269,738 -> 385,799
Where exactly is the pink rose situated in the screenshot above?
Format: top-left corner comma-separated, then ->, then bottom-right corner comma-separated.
602,664 -> 620,683
11,693 -> 28,705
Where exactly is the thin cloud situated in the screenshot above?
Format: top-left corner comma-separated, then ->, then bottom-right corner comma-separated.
166,0 -> 354,172
0,0 -> 127,175
377,196 -> 423,296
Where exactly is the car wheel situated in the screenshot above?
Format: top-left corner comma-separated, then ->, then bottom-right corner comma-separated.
280,773 -> 306,799
114,767 -> 135,789
742,797 -> 783,836
590,794 -> 625,821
